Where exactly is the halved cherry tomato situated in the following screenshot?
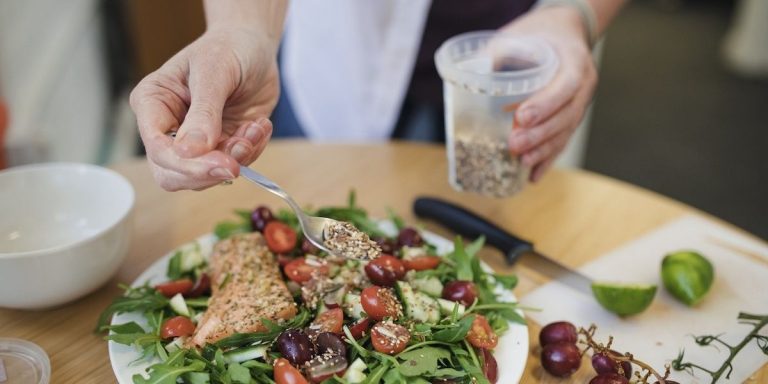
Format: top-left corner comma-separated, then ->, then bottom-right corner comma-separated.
348,317 -> 371,340
403,255 -> 441,271
284,258 -> 329,283
360,286 -> 401,321
466,315 -> 498,349
265,221 -> 298,253
160,316 -> 196,339
364,255 -> 406,286
274,358 -> 309,384
155,279 -> 193,298
476,347 -> 498,384
370,321 -> 410,354
311,308 -> 344,334
186,273 -> 211,298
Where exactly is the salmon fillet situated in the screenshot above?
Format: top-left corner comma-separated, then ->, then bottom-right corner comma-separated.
191,233 -> 297,346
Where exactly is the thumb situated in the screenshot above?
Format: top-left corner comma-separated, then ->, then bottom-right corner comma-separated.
174,58 -> 237,158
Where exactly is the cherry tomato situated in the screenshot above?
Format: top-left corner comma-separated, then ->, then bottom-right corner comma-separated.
476,347 -> 499,384
311,308 -> 344,334
360,286 -> 401,321
442,280 -> 478,307
160,316 -> 196,339
274,358 -> 309,384
265,221 -> 298,253
370,321 -> 410,354
186,273 -> 211,298
155,279 -> 193,298
466,315 -> 498,349
284,258 -> 329,283
403,256 -> 441,271
365,255 -> 406,286
348,317 -> 371,339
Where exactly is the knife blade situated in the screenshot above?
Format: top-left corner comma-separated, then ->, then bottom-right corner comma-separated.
413,196 -> 593,295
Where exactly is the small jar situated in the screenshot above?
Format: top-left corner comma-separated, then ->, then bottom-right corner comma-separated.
435,31 -> 558,197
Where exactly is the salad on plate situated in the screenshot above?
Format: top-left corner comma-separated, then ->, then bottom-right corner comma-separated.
99,192 -> 526,384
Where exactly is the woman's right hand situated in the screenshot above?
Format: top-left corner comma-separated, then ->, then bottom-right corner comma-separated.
130,26 -> 280,191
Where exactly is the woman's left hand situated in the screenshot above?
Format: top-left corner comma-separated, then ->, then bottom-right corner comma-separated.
498,5 -> 598,182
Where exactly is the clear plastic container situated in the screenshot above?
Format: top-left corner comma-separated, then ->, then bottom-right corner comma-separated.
435,31 -> 558,197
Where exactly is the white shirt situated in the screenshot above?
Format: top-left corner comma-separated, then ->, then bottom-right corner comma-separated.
281,0 -> 432,141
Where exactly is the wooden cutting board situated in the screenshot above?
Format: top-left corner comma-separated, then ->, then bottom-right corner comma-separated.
521,215 -> 768,383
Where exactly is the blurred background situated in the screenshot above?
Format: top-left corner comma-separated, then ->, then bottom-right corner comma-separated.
0,0 -> 765,238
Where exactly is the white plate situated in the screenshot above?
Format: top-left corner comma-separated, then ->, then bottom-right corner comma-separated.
109,223 -> 529,383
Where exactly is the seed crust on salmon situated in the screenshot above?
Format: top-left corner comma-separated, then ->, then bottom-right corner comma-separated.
191,232 -> 297,346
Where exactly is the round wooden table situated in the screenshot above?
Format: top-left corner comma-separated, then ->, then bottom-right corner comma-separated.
1,140 -> 764,383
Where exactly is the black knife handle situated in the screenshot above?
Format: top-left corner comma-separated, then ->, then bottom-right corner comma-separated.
413,197 -> 534,265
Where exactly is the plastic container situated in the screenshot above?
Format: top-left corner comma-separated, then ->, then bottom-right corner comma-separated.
435,31 -> 558,197
0,338 -> 50,384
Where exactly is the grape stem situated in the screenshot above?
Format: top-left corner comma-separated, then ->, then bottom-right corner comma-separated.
579,325 -> 672,384
671,312 -> 768,383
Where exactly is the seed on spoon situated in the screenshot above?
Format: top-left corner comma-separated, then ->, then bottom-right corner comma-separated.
323,221 -> 381,260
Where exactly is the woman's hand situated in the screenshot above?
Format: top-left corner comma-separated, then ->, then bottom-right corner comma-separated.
499,6 -> 598,182
130,27 -> 280,191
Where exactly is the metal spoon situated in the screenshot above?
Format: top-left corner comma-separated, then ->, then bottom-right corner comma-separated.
238,166 -> 345,258
164,130 -> 344,257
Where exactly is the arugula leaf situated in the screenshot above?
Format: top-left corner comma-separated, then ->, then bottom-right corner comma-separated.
214,220 -> 251,240
362,362 -> 390,384
227,362 -> 251,384
386,207 -> 405,231
348,189 -> 357,208
465,236 -> 485,258
493,273 -> 518,290
215,307 -> 312,348
183,372 -> 211,384
397,347 -> 451,377
166,251 -> 183,280
432,315 -> 475,343
432,367 -> 467,378
449,237 -> 474,282
133,360 -> 206,384
97,284 -> 169,330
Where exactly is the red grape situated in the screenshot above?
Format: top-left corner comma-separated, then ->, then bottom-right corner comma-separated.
541,342 -> 581,377
251,205 -> 274,232
589,372 -> 629,384
592,350 -> 632,379
397,227 -> 423,247
373,237 -> 396,254
442,281 -> 478,307
539,321 -> 578,347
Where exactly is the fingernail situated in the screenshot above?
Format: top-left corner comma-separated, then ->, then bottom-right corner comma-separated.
517,108 -> 537,127
244,121 -> 264,141
230,142 -> 251,160
209,167 -> 235,179
179,130 -> 207,144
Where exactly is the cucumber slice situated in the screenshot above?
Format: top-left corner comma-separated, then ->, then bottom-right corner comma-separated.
164,337 -> 186,353
411,276 -> 444,297
437,298 -> 466,317
169,293 -> 190,317
344,358 -> 368,383
395,281 -> 440,323
224,345 -> 268,363
343,293 -> 365,319
179,243 -> 205,272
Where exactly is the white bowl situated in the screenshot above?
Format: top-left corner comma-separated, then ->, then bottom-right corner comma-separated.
0,163 -> 134,309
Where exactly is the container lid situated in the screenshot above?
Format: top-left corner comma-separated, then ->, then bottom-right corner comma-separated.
435,31 -> 558,97
0,338 -> 51,384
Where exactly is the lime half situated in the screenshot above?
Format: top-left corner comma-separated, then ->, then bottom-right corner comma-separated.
591,282 -> 657,316
661,250 -> 714,306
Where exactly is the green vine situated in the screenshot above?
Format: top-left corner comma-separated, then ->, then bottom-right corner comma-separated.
671,312 -> 768,383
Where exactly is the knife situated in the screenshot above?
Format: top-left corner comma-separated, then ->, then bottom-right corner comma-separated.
413,196 -> 593,295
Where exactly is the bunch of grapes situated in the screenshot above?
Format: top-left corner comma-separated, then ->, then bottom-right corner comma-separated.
538,321 -> 679,384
